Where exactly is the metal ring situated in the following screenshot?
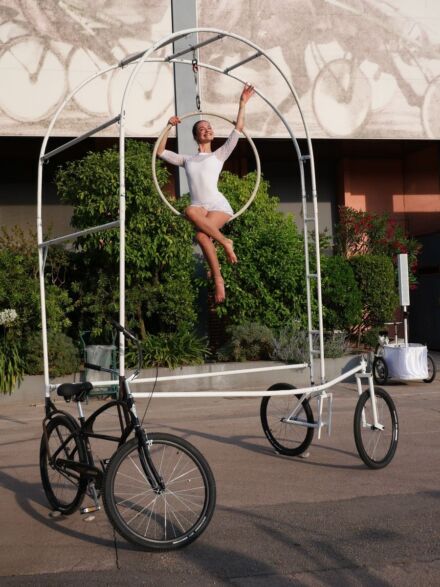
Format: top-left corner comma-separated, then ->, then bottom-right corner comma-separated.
151,111 -> 261,221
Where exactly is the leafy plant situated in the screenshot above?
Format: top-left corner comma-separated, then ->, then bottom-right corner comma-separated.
126,329 -> 209,369
271,322 -> 310,363
321,255 -> 362,331
24,331 -> 81,378
335,206 -> 421,286
55,140 -> 198,343
206,172 -> 309,330
217,322 -> 274,361
0,227 -> 73,341
0,309 -> 24,394
349,255 -> 399,344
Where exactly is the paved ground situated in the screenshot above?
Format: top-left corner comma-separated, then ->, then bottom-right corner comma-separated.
0,373 -> 439,585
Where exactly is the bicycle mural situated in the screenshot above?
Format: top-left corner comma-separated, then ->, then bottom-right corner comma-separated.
1,1 -> 440,139
199,0 -> 440,139
0,0 -> 173,135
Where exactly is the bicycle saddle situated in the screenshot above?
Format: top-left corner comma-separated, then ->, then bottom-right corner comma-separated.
57,381 -> 93,402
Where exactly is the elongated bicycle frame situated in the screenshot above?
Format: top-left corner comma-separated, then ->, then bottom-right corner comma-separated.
37,28 -> 381,435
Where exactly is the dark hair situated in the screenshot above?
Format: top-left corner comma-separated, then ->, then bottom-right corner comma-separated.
192,119 -> 208,140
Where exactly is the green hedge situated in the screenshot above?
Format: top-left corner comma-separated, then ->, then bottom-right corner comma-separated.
349,254 -> 399,341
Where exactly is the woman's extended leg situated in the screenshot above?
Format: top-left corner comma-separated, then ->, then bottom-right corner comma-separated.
195,231 -> 226,303
185,206 -> 237,264
192,210 -> 235,304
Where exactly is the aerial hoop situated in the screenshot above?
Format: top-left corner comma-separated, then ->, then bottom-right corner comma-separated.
151,111 -> 261,221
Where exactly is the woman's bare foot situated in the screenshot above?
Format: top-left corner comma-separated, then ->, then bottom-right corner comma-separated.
214,276 -> 226,304
223,239 -> 237,264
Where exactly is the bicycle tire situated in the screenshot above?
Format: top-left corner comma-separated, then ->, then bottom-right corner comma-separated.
103,433 -> 216,550
40,414 -> 87,514
354,387 -> 398,469
260,383 -> 314,456
372,356 -> 388,385
423,354 -> 436,383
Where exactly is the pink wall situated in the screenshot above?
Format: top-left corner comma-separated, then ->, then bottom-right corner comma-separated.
341,145 -> 440,236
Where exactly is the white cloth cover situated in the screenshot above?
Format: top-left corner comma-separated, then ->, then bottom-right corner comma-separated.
383,343 -> 428,380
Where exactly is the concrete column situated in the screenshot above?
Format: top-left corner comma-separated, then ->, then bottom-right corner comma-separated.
171,0 -> 199,196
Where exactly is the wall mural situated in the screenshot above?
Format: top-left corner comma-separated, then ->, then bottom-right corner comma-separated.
0,0 -> 173,136
198,0 -> 440,139
0,0 -> 439,138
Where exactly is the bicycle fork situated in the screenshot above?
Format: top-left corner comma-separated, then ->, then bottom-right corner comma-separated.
136,426 -> 165,493
356,372 -> 384,431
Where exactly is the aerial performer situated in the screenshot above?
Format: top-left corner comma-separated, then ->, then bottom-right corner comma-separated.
158,83 -> 255,303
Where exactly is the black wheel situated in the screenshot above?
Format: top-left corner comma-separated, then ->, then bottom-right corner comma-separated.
260,383 -> 315,456
373,357 -> 388,385
103,433 -> 216,550
40,415 -> 87,514
354,387 -> 398,469
423,354 -> 436,383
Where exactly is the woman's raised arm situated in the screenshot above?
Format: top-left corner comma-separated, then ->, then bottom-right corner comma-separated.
235,83 -> 255,132
157,115 -> 181,155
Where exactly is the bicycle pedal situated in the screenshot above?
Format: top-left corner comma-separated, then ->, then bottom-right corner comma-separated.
80,505 -> 101,514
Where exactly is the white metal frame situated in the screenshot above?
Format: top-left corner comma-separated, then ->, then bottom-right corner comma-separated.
37,28 -> 377,434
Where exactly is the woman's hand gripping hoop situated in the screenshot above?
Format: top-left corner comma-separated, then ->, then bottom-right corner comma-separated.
152,111 -> 261,221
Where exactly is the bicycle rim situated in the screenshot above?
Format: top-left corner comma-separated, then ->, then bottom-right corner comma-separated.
40,415 -> 87,514
104,433 -> 216,550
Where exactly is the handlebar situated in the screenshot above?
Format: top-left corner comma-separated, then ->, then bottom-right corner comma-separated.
110,320 -> 143,375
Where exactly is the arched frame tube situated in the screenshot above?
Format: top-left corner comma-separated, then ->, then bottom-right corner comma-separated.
119,28 -> 325,383
37,27 -> 326,397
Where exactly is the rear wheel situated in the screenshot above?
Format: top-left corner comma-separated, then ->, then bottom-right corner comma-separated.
40,415 -> 87,514
103,433 -> 216,550
423,355 -> 436,383
373,356 -> 388,385
354,387 -> 398,469
260,383 -> 315,456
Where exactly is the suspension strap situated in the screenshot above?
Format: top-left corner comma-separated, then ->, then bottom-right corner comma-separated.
192,49 -> 201,112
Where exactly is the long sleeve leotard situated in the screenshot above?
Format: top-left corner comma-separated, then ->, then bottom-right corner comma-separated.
159,129 -> 239,215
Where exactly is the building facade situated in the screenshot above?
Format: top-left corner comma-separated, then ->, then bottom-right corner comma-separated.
1,0 -> 439,344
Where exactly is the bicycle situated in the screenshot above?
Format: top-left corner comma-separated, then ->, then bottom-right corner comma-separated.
260,370 -> 399,470
40,322 -> 216,550
373,321 -> 436,385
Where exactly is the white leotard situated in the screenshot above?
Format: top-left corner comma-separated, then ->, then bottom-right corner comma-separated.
159,129 -> 239,216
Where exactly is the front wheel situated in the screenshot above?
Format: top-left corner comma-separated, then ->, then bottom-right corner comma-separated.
103,433 -> 216,550
423,354 -> 436,383
260,383 -> 315,456
354,388 -> 398,469
40,415 -> 87,514
373,356 -> 388,385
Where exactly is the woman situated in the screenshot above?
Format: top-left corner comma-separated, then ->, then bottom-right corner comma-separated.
158,83 -> 255,303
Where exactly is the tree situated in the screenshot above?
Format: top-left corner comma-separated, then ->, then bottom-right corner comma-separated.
204,171 -> 309,330
55,140 -> 199,342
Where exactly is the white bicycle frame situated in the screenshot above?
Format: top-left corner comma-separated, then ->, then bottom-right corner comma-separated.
38,28 -> 382,437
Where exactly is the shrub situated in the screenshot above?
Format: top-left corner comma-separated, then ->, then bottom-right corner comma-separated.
55,140 -> 198,343
208,172 -> 309,330
0,227 -> 73,342
349,255 -> 399,343
217,322 -> 274,361
321,255 -> 362,331
24,331 -> 81,378
0,308 -> 24,394
335,206 -> 421,286
126,329 -> 209,369
271,322 -> 309,363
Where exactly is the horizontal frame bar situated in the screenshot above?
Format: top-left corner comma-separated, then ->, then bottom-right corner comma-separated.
41,115 -> 120,161
74,362 -> 364,396
130,363 -> 364,398
166,33 -> 225,61
39,220 -> 120,248
223,51 -> 262,73
135,362 -> 308,384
